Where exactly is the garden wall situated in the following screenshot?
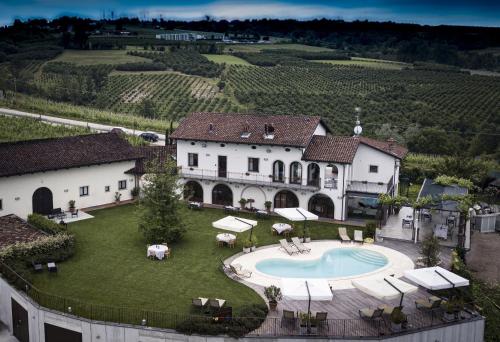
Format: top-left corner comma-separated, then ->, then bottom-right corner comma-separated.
0,277 -> 484,342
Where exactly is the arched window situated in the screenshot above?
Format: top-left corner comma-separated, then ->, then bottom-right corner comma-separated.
289,162 -> 302,184
274,190 -> 299,208
212,184 -> 233,206
273,160 -> 285,183
325,164 -> 339,189
183,181 -> 204,202
308,194 -> 335,219
307,163 -> 320,187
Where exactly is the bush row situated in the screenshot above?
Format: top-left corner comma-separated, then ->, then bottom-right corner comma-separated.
115,62 -> 167,71
27,213 -> 67,235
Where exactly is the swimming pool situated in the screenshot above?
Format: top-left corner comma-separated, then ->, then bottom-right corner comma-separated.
255,247 -> 388,279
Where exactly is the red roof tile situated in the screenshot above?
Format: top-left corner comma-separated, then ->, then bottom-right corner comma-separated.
0,214 -> 47,250
303,136 -> 359,164
170,112 -> 328,147
126,145 -> 175,175
358,136 -> 408,159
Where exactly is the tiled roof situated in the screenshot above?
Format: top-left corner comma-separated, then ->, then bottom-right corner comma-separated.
0,214 -> 47,250
303,135 -> 408,164
126,145 -> 175,175
302,136 -> 359,164
0,133 -> 141,178
170,112 -> 328,147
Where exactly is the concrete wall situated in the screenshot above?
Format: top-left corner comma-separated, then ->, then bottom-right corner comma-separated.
350,144 -> 399,185
0,161 -> 136,219
0,277 -> 485,342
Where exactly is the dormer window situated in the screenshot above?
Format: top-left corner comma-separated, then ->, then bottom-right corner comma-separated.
208,123 -> 214,134
241,122 -> 251,138
264,123 -> 275,140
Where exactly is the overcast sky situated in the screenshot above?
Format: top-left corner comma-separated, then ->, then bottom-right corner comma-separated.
1,0 -> 499,27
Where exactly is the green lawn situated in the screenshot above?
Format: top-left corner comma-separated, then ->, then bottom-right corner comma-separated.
31,204 -> 354,317
202,54 -> 251,65
52,50 -> 151,65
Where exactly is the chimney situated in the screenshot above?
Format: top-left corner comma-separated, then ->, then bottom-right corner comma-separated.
208,123 -> 214,134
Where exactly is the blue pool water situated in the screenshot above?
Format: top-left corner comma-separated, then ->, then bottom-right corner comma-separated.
255,248 -> 388,278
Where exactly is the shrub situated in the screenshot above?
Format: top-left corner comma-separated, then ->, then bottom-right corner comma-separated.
365,220 -> 377,239
420,236 -> 441,267
27,213 -> 67,235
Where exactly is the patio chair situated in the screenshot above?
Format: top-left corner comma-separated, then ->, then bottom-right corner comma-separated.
209,298 -> 226,310
338,227 -> 351,243
354,230 -> 363,244
227,239 -> 236,248
359,307 -> 384,320
279,239 -> 299,255
47,262 -> 58,273
32,261 -> 43,273
378,304 -> 403,316
291,237 -> 311,253
192,297 -> 209,310
229,264 -> 252,278
281,310 -> 296,328
415,296 -> 442,311
71,209 -> 79,218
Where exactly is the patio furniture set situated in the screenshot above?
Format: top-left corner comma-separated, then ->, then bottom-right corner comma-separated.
279,238 -> 311,255
271,223 -> 293,236
219,259 -> 252,278
188,201 -> 203,210
216,233 -> 236,247
146,244 -> 170,260
32,261 -> 58,273
339,227 -> 364,244
47,208 -> 79,220
281,310 -> 329,331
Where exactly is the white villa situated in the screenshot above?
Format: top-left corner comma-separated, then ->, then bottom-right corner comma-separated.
0,133 -> 140,219
170,112 -> 408,221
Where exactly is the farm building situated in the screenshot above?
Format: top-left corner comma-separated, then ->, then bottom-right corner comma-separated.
155,29 -> 225,41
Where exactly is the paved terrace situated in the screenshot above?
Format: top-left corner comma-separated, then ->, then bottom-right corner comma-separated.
225,239 -> 454,337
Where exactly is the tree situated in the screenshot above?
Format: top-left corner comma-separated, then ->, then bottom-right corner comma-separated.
140,99 -> 157,119
420,236 -> 441,267
138,159 -> 186,243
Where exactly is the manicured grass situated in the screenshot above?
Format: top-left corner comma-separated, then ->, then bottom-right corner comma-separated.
314,58 -> 407,70
31,204 -> 354,316
202,54 -> 251,65
52,50 -> 151,65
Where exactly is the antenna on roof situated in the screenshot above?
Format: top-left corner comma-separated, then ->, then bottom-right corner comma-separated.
353,107 -> 362,136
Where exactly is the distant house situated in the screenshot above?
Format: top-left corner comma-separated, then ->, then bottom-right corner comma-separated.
0,133 -> 141,219
155,29 -> 225,41
170,112 -> 407,221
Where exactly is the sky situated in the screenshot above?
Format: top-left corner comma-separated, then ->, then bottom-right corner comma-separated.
0,0 -> 499,27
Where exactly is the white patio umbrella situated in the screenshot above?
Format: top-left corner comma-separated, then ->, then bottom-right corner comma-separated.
403,266 -> 469,290
282,278 -> 333,333
274,208 -> 318,237
352,276 -> 418,306
212,216 -> 258,239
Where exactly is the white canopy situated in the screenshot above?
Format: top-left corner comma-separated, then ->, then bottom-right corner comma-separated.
212,216 -> 257,233
352,277 -> 418,301
281,279 -> 333,301
274,208 -> 318,221
404,266 -> 470,290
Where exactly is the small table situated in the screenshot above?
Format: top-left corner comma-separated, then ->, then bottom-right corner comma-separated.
188,201 -> 202,209
272,223 -> 292,235
434,224 -> 448,239
147,244 -> 169,260
216,233 -> 236,247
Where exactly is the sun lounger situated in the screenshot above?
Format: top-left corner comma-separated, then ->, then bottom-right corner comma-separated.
291,237 -> 311,253
192,297 -> 209,310
415,296 -> 442,311
209,298 -> 226,310
354,230 -> 363,244
338,227 -> 351,243
279,239 -> 300,255
359,307 -> 384,320
229,264 -> 252,278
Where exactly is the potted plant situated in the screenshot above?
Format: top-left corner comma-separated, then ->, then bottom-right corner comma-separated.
264,201 -> 272,213
114,191 -> 122,203
242,239 -> 252,253
238,198 -> 247,210
390,307 -> 406,332
247,198 -> 255,210
250,236 -> 258,252
298,312 -> 311,328
393,196 -> 409,215
444,298 -> 463,321
68,200 -> 76,213
131,186 -> 140,199
303,227 -> 311,243
264,285 -> 282,310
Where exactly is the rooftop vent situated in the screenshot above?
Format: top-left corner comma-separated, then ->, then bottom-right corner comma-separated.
208,123 -> 214,134
387,137 -> 395,151
263,123 -> 275,140
241,122 -> 251,138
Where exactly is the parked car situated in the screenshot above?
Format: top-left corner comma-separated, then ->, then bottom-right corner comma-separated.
140,132 -> 159,142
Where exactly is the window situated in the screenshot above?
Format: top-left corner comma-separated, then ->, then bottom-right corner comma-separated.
188,153 -> 198,167
369,165 -> 379,173
105,186 -> 110,192
79,186 -> 89,197
0,199 -> 3,210
248,158 -> 259,172
290,162 -> 302,184
118,180 -> 127,190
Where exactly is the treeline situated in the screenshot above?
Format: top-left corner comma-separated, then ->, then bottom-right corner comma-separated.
0,41 -> 62,63
128,50 -> 223,77
115,62 -> 167,71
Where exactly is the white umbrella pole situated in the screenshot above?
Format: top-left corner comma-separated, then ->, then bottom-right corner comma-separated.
296,208 -> 308,239
384,278 -> 404,307
234,217 -> 254,241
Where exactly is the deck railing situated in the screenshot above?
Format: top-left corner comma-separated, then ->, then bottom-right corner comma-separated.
0,262 -> 482,338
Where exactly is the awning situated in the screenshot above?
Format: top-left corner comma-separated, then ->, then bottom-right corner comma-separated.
212,216 -> 257,233
274,208 -> 318,221
282,279 -> 333,301
404,266 -> 469,290
352,276 -> 418,306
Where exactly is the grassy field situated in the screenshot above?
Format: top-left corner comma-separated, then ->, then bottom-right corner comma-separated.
31,204 -> 355,317
229,43 -> 335,53
202,54 -> 251,65
53,50 -> 151,65
314,58 -> 407,70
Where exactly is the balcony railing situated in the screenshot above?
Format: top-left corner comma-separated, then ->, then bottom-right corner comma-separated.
179,167 -> 321,191
347,180 -> 389,194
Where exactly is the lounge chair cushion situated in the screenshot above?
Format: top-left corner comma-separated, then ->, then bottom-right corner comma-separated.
210,298 -> 226,308
359,308 -> 374,318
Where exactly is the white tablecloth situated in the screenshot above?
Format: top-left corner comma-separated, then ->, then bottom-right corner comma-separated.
272,223 -> 292,234
147,244 -> 168,260
216,233 -> 236,243
434,225 -> 448,239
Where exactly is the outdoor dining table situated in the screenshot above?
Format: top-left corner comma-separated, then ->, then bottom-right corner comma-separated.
216,233 -> 236,246
147,244 -> 169,260
433,224 -> 448,239
272,223 -> 293,235
402,215 -> 413,229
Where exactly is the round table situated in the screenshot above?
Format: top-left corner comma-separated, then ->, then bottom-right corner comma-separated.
216,233 -> 236,243
147,244 -> 168,260
272,223 -> 292,234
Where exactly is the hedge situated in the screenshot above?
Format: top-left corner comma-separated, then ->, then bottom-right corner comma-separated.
27,213 -> 67,235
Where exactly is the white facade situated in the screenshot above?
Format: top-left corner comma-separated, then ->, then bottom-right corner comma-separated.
175,126 -> 402,221
0,161 -> 136,219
